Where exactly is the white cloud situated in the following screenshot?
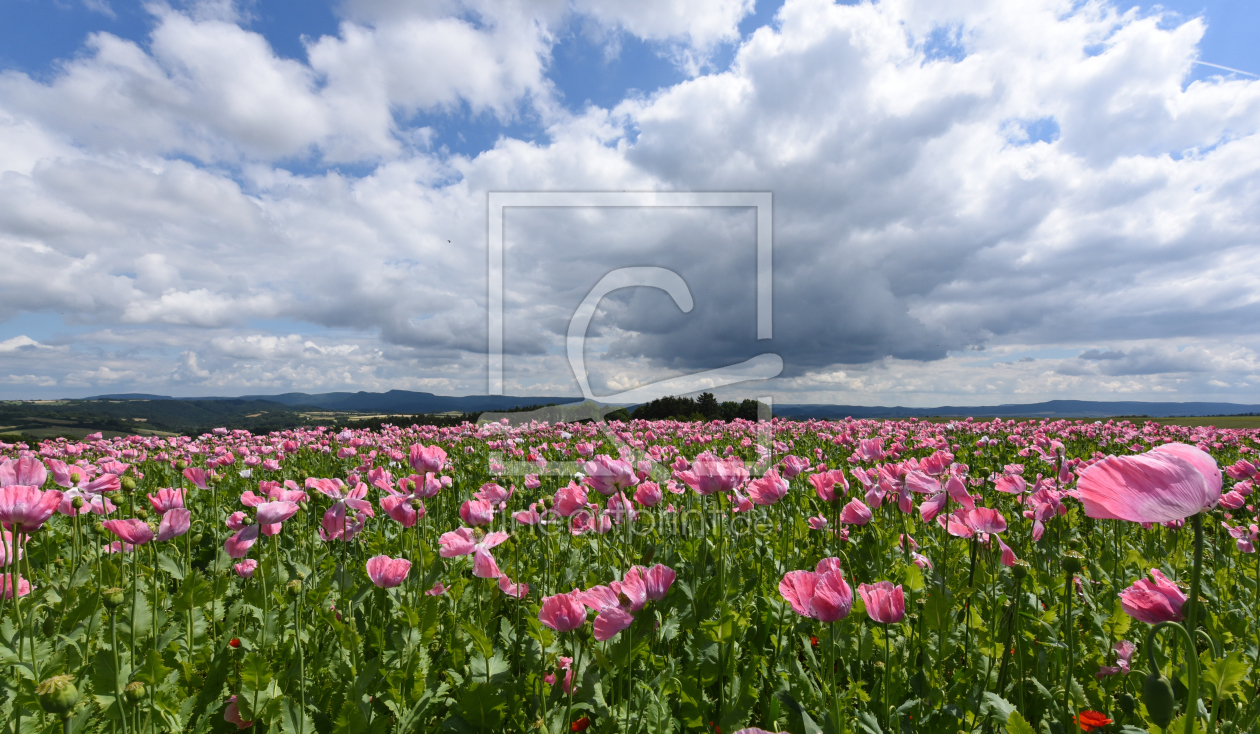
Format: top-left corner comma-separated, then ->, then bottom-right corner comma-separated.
0,0 -> 1259,405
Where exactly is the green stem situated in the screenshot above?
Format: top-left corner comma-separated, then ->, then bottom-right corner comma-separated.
1064,570 -> 1078,733
1144,621 -> 1200,734
1183,512 -> 1205,734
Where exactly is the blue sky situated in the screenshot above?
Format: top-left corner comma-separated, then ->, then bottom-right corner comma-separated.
7,0 -> 1250,161
0,0 -> 1258,405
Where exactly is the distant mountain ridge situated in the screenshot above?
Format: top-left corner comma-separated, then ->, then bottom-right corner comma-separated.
773,399 -> 1260,420
90,390 -> 585,414
83,392 -> 1260,419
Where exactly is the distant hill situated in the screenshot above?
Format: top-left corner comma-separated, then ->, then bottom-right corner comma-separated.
89,390 -> 585,415
773,399 -> 1260,420
82,392 -> 1260,422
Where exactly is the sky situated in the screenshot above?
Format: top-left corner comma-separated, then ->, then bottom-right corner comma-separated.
0,0 -> 1259,407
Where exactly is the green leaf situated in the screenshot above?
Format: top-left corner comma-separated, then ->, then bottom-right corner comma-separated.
981,692 -> 1016,724
1005,711 -> 1036,734
455,682 -> 506,730
157,552 -> 185,580
132,647 -> 171,686
186,644 -> 231,730
855,710 -> 884,734
280,697 -> 316,734
924,590 -> 952,632
1199,651 -> 1248,700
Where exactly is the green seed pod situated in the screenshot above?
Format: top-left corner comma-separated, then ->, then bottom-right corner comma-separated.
102,587 -> 126,610
135,508 -> 149,520
36,675 -> 79,717
71,496 -> 84,510
1012,560 -> 1030,579
286,580 -> 302,595
1144,671 -> 1176,729
175,460 -> 188,471
1117,692 -> 1136,717
123,681 -> 146,703
121,477 -> 137,493
1062,550 -> 1085,574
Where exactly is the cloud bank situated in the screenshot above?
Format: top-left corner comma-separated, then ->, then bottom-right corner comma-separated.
1,0 -> 1258,406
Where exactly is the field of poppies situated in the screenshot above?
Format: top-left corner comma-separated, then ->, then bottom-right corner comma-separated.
0,414 -> 1258,734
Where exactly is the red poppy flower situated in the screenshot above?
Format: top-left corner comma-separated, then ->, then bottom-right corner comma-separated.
571,717 -> 590,732
810,636 -> 819,647
229,638 -> 240,648
1074,711 -> 1112,732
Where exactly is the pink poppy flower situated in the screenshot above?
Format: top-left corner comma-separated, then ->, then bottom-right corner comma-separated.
235,559 -> 258,578
1073,443 -> 1221,523
633,481 -> 663,507
0,530 -> 22,567
0,485 -> 64,533
512,504 -> 542,525
840,498 -> 873,525
1119,569 -> 1187,624
779,569 -> 853,623
583,455 -> 639,495
780,455 -> 810,479
225,526 -> 260,558
858,581 -> 905,624
579,585 -> 636,641
554,482 -> 589,517
676,452 -> 747,495
538,590 -> 587,632
103,518 -> 154,546
256,501 -> 299,526
425,582 -> 446,596
157,508 -> 192,541
498,575 -> 529,599
474,482 -> 512,505
148,487 -> 186,514
746,469 -> 789,505
807,470 -> 848,502
967,507 -> 1008,534
408,444 -> 447,474
0,457 -> 46,488
366,555 -> 412,588
103,541 -> 135,554
996,536 -> 1019,567
438,527 -> 510,578
642,564 -> 676,601
223,696 -> 253,729
182,467 -> 211,490
459,499 -> 495,527
1,575 -> 32,599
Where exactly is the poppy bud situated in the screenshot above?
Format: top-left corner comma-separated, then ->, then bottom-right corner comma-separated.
175,460 -> 188,471
102,587 -> 126,610
71,496 -> 84,510
640,544 -> 656,566
121,477 -> 137,493
1117,692 -> 1136,717
1143,672 -> 1176,728
192,533 -> 204,545
36,675 -> 79,717
123,681 -> 146,703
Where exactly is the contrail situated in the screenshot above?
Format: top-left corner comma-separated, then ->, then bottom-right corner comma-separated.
1193,60 -> 1258,77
